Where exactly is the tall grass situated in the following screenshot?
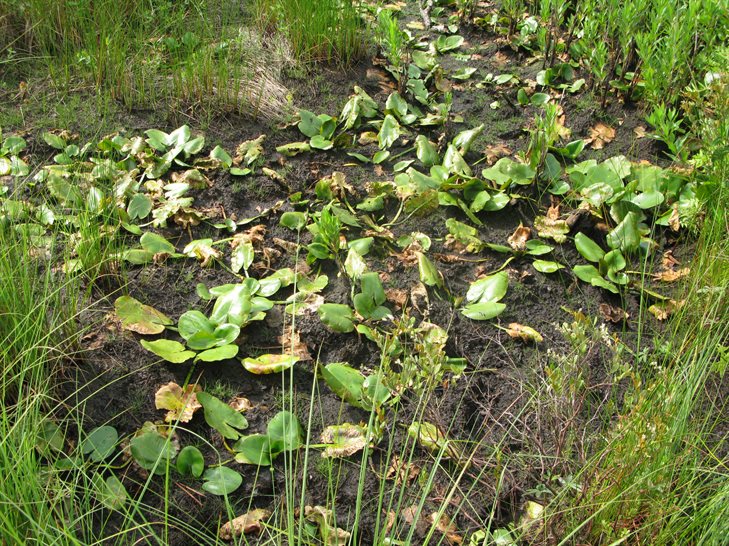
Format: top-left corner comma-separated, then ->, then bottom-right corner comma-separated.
546,79 -> 729,545
252,0 -> 364,64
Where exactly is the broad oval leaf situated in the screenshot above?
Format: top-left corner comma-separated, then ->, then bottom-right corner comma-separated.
466,272 -> 508,304
81,426 -> 118,462
202,467 -> 242,495
233,434 -> 272,465
321,423 -> 368,458
129,432 -> 176,472
242,354 -> 298,374
321,363 -> 365,408
318,303 -> 356,333
461,302 -> 506,321
267,411 -> 304,452
574,232 -> 605,263
532,260 -> 564,273
140,339 -> 196,363
177,446 -> 205,477
196,344 -> 239,362
115,296 -> 173,335
197,392 -> 249,440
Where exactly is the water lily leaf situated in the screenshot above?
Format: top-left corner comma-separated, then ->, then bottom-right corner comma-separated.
344,248 -> 367,281
37,421 -> 64,454
183,239 -> 221,267
115,296 -> 173,335
233,434 -> 272,465
373,150 -> 390,163
231,242 -> 254,274
505,323 -> 543,343
435,34 -> 464,53
305,505 -> 352,546
219,508 -> 272,540
43,132 -> 66,150
129,432 -> 176,472
242,354 -> 298,374
408,421 -> 448,454
532,260 -> 564,273
298,109 -> 321,137
415,135 -> 439,167
176,446 -> 205,477
202,467 -> 242,496
276,142 -> 311,156
267,411 -> 304,452
196,344 -> 239,362
322,363 -> 366,408
461,301 -> 506,320
533,211 -> 569,243
525,239 -> 553,256
81,426 -> 118,462
209,145 -> 233,168
310,135 -> 333,150
452,124 -> 484,155
318,303 -> 356,333
92,474 -> 127,510
197,392 -> 249,440
155,382 -> 201,422
353,272 -> 388,320
416,252 -> 443,288
451,66 -> 477,80
606,211 -> 640,252
378,114 -> 401,150
574,233 -> 605,263
140,339 -> 196,363
128,193 -> 153,220
466,271 -> 508,303
280,211 -> 307,230
321,423 -> 368,458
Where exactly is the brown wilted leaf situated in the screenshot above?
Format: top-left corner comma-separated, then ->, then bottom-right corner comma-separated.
173,208 -> 204,228
533,205 -> 569,243
507,224 -> 531,252
273,237 -> 299,253
505,323 -> 543,343
219,508 -> 271,540
358,131 -> 379,146
599,303 -> 629,323
385,288 -> 408,309
154,382 -> 202,423
304,506 -> 352,546
648,299 -> 684,321
493,51 -> 509,66
428,512 -> 463,545
229,397 -> 253,412
654,267 -> 690,282
668,204 -> 680,232
587,123 -> 616,149
232,224 -> 266,248
320,423 -> 368,458
483,143 -> 512,165
386,454 -> 420,485
662,250 -> 680,270
278,326 -> 312,361
411,282 -> 430,316
633,125 -> 648,138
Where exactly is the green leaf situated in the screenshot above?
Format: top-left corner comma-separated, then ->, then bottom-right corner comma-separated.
128,193 -> 152,220
322,363 -> 365,408
230,167 -> 251,176
197,392 -> 249,440
176,446 -> 204,477
452,124 -> 484,155
196,344 -> 239,362
451,67 -> 477,80
298,109 -> 322,138
129,432 -> 176,472
607,211 -> 640,252
466,272 -> 508,303
210,145 -> 232,168
276,142 -> 311,156
115,296 -> 173,335
318,303 -> 356,333
43,132 -> 66,150
280,211 -> 307,230
267,411 -> 303,452
434,34 -> 464,53
532,260 -> 564,273
525,240 -> 553,256
202,467 -> 242,495
416,252 -> 442,288
373,150 -> 391,164
242,353 -> 298,374
572,264 -> 602,283
415,135 -> 439,167
574,233 -> 605,263
353,272 -> 388,319
378,114 -> 401,150
81,426 -> 118,462
93,474 -> 127,509
233,434 -> 272,465
461,301 -> 507,320
141,339 -> 196,363
310,135 -> 333,150
231,242 -> 254,274
140,232 -> 175,254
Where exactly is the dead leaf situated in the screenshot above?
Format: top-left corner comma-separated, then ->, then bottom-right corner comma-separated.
648,299 -> 684,320
173,208 -> 204,228
385,454 -> 419,485
219,508 -> 271,540
385,288 -> 408,309
599,303 -> 629,323
411,282 -> 430,316
229,397 -> 253,412
482,143 -> 512,165
278,326 -> 312,361
505,323 -> 543,343
154,382 -> 201,423
668,204 -> 680,232
304,506 -> 352,546
320,423 -> 368,458
633,125 -> 648,138
232,224 -> 266,248
587,123 -> 616,149
507,224 -> 531,252
654,267 -> 690,282
662,250 -> 680,270
493,51 -> 509,66
533,205 -> 569,243
429,512 -> 463,545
